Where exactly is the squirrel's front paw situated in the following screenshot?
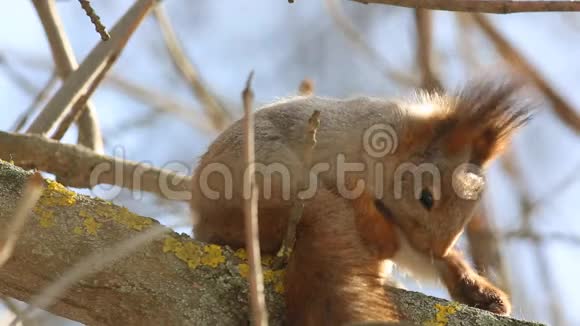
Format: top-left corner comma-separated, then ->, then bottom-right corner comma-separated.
454,276 -> 511,315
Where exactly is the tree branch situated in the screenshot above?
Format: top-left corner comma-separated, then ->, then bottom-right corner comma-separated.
470,13 -> 580,134
351,0 -> 580,14
152,3 -> 231,130
0,131 -> 191,200
26,0 -> 155,138
31,0 -> 105,153
0,161 -> 544,325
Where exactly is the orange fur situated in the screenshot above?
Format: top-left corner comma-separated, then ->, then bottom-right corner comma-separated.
285,189 -> 404,325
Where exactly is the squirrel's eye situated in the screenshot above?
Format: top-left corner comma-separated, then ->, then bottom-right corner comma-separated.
419,189 -> 434,210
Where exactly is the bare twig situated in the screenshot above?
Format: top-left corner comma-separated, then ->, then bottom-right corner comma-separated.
0,131 -> 192,200
503,229 -> 580,246
153,3 -> 230,130
31,0 -> 105,153
78,0 -> 110,41
500,150 -> 565,325
454,13 -> 483,71
51,54 -> 116,141
105,73 -> 216,134
471,13 -> 580,134
465,207 -> 510,293
13,224 -> 170,324
414,9 -> 443,91
324,0 -> 419,87
11,73 -> 58,132
2,50 -> 216,134
27,0 -> 155,138
0,54 -> 38,94
274,110 -> 321,269
242,71 -> 268,326
351,0 -> 580,14
0,172 -> 44,268
298,78 -> 314,96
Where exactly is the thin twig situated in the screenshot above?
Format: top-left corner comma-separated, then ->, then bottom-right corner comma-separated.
471,13 -> 580,134
414,9 -> 443,91
500,150 -> 565,325
0,54 -> 38,94
153,3 -> 230,130
465,207 -> 511,293
274,110 -> 320,269
0,131 -> 192,200
454,13 -> 482,71
324,0 -> 419,88
11,73 -> 59,132
12,224 -> 171,325
242,71 -> 268,326
51,54 -> 116,141
351,0 -> 580,14
31,0 -> 105,152
27,0 -> 155,138
78,0 -> 110,41
0,172 -> 44,267
105,73 -> 216,134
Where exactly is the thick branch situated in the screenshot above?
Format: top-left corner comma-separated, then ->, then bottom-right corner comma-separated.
351,0 -> 580,14
0,161 -> 543,325
0,131 -> 191,200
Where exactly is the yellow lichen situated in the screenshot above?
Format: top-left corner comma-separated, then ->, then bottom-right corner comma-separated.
73,226 -> 83,235
87,202 -> 153,231
238,263 -> 250,278
423,302 -> 461,326
163,237 -> 225,270
83,217 -> 102,235
263,269 -> 286,294
38,211 -> 55,228
261,255 -> 274,266
33,179 -> 77,228
201,244 -> 226,267
234,248 -> 247,260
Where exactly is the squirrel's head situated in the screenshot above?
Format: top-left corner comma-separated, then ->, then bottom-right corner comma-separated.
373,77 -> 534,258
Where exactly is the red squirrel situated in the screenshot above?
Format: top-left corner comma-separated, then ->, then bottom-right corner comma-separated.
190,77 -> 532,324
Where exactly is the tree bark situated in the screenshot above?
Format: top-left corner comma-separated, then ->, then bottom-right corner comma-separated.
0,161 -> 543,325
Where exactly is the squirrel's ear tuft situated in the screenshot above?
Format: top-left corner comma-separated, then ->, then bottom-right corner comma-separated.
442,77 -> 535,165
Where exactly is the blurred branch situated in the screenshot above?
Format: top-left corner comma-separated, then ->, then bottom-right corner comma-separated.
51,54 -> 116,142
454,13 -> 482,71
503,229 -> 580,246
499,150 -> 566,325
324,0 -> 419,87
0,131 -> 191,201
10,73 -> 58,133
0,172 -> 43,268
152,3 -> 231,130
105,74 -> 216,134
471,13 -> 580,134
0,54 -> 38,94
1,50 -> 216,135
31,0 -> 105,153
414,9 -> 443,91
465,207 -> 511,293
242,72 -> 269,326
351,0 -> 580,13
78,0 -> 110,41
26,0 -> 155,139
